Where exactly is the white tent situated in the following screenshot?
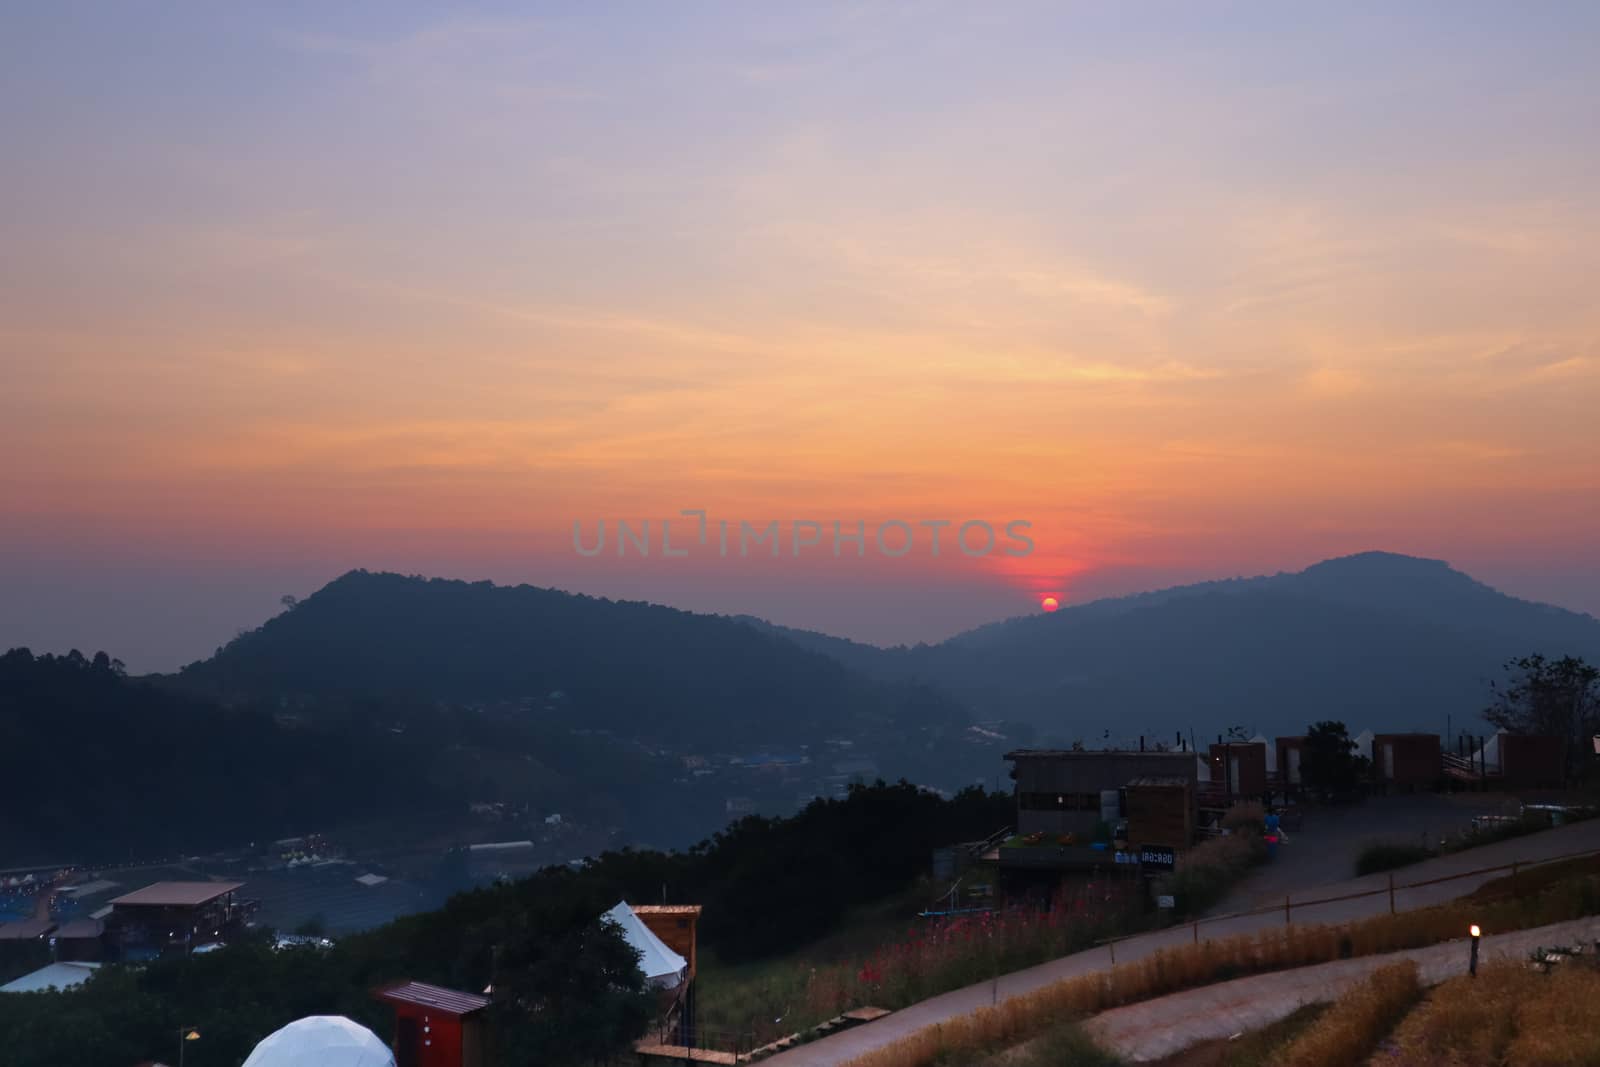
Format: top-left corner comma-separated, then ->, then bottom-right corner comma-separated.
1470,731 -> 1504,773
0,962 -> 99,993
1353,729 -> 1375,762
603,901 -> 687,990
240,1016 -> 395,1067
1250,735 -> 1276,773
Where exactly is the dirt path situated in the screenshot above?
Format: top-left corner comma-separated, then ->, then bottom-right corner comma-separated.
1085,915 -> 1600,1061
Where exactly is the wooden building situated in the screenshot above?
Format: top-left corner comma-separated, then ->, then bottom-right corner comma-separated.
632,904 -> 701,981
1497,734 -> 1567,787
51,918 -> 104,962
1208,741 -> 1268,800
1005,749 -> 1199,839
1123,777 -> 1195,854
1275,736 -> 1307,787
104,881 -> 247,959
375,980 -> 490,1067
1373,733 -> 1442,790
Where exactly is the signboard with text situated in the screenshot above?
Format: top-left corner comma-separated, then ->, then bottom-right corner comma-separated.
1137,845 -> 1177,872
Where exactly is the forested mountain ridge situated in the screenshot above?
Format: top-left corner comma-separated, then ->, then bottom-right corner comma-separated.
738,553 -> 1600,741
173,570 -> 971,747
0,648 -> 446,863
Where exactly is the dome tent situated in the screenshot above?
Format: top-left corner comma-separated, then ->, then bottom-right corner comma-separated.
240,1016 -> 395,1067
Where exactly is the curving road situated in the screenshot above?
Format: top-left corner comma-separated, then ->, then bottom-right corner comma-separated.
762,816 -> 1600,1066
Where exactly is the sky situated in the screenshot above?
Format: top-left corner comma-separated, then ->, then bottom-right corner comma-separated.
3,2 -> 1598,671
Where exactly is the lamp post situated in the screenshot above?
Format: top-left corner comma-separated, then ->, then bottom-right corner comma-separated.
1468,925 -> 1481,978
177,1026 -> 200,1066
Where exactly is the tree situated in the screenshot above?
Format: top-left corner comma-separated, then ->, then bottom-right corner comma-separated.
1484,654 -> 1600,782
1302,720 -> 1361,796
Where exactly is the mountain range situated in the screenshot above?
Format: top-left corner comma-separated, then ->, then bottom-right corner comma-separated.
8,551 -> 1598,864
742,551 -> 1600,742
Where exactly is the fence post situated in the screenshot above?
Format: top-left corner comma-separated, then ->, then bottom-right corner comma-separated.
1388,873 -> 1395,915
1108,939 -> 1116,966
1512,861 -> 1520,880
1285,895 -> 1291,926
1192,921 -> 1199,944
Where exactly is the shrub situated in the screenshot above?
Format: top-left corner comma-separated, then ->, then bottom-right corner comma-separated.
1373,959 -> 1600,1065
703,880 -> 1141,1045
1465,853 -> 1600,904
1378,962 -> 1527,1064
1166,830 -> 1267,914
985,1021 -> 1124,1067
1437,815 -> 1546,855
1504,961 -> 1600,1066
1221,801 -> 1266,832
1355,841 -> 1434,877
1276,961 -> 1421,1067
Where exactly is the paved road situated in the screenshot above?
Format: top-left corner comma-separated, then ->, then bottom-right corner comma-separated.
763,817 -> 1600,1066
1086,915 -> 1600,1061
1209,792 -> 1515,916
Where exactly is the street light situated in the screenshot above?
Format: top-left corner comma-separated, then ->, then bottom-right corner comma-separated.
178,1026 -> 200,1067
1468,925 -> 1481,978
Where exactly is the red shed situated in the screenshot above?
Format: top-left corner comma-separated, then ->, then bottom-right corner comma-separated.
375,980 -> 490,1067
1485,732 -> 1568,788
1373,733 -> 1441,790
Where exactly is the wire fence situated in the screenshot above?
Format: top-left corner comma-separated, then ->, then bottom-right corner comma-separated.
1096,843 -> 1600,963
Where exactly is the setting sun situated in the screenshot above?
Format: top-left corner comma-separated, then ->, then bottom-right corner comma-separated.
1041,597 -> 1059,613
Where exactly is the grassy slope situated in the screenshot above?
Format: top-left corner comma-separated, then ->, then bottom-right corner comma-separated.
841,862 -> 1600,1067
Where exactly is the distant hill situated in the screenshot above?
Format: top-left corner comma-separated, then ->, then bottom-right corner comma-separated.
176,571 -> 970,748
0,648 -> 446,863
739,552 -> 1600,743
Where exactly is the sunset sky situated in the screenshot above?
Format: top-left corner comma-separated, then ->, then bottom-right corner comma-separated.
3,3 -> 1598,670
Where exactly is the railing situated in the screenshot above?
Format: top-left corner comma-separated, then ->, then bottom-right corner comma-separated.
1094,843 -> 1600,963
643,1017 -> 757,1058
967,826 -> 1014,858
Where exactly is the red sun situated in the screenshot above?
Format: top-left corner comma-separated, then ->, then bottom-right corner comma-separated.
1040,596 -> 1059,613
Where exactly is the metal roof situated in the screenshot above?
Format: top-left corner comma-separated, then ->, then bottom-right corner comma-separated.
374,980 -> 490,1016
109,881 -> 245,907
0,961 -> 100,993
53,918 -> 105,939
1126,776 -> 1192,788
0,919 -> 57,940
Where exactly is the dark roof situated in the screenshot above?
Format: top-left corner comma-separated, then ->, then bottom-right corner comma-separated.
109,881 -> 245,907
375,980 -> 490,1017
54,918 -> 104,939
0,919 -> 57,940
631,905 -> 702,917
